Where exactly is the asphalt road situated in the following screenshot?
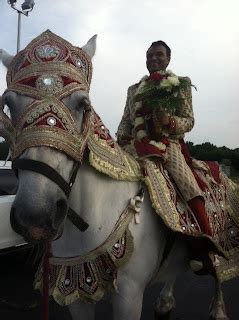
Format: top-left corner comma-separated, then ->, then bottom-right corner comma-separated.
0,249 -> 239,320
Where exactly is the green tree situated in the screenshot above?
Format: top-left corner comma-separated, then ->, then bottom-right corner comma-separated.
186,141 -> 239,176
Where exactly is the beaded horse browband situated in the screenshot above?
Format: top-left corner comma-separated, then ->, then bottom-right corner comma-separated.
4,30 -> 93,161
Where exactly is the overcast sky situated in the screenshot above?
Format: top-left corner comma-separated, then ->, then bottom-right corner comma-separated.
0,0 -> 238,148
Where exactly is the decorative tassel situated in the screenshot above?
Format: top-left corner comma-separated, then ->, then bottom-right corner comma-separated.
42,242 -> 51,320
134,213 -> 140,224
129,193 -> 144,224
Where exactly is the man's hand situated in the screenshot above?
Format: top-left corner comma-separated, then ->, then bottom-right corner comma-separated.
153,110 -> 170,127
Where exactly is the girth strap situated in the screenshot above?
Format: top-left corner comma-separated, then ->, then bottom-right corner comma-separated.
12,158 -> 72,198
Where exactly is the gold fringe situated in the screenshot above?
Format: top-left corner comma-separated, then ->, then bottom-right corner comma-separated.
143,160 -> 181,231
35,203 -> 135,305
88,131 -> 142,182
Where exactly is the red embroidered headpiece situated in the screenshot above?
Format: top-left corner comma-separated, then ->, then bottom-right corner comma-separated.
6,30 -> 92,98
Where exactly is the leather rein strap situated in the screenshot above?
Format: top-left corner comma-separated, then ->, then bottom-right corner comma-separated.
12,158 -> 89,232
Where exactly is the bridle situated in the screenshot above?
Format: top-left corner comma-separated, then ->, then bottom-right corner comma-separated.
12,157 -> 89,232
5,92 -> 93,233
1,30 -> 96,232
4,104 -> 92,233
1,30 -> 101,320
8,95 -> 93,231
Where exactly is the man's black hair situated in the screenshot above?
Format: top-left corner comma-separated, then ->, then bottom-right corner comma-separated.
148,40 -> 171,58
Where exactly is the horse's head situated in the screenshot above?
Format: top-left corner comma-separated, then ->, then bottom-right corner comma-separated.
0,30 -> 97,242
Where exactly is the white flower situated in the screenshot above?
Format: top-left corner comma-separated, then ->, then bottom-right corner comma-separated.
167,75 -> 180,86
157,70 -> 167,75
134,116 -> 144,128
159,78 -> 171,89
149,140 -> 167,151
137,78 -> 148,94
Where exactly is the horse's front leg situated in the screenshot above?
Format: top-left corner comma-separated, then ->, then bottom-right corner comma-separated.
112,275 -> 144,320
68,300 -> 96,320
154,234 -> 189,319
209,277 -> 229,320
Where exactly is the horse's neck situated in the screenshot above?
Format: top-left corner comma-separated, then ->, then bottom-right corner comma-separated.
51,160 -> 139,257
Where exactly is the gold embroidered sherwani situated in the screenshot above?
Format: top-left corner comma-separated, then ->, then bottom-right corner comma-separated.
117,76 -> 203,201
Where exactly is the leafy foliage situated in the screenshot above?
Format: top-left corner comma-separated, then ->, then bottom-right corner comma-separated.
186,141 -> 239,174
135,74 -> 189,115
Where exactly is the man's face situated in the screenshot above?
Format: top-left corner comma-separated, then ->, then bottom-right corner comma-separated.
146,45 -> 170,74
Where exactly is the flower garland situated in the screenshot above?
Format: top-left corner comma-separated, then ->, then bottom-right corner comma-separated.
133,70 -> 189,159
135,70 -> 189,114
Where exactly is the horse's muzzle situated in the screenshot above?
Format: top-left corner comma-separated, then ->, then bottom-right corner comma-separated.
10,206 -> 60,242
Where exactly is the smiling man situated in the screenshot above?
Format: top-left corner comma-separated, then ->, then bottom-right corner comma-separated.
117,40 -> 212,237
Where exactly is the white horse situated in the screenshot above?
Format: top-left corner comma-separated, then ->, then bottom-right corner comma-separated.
0,34 -> 230,320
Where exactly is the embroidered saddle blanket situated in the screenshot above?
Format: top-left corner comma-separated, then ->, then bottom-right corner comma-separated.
35,112 -> 239,305
88,111 -> 239,282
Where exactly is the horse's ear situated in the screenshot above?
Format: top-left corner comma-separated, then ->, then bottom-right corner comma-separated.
0,49 -> 14,68
81,35 -> 97,59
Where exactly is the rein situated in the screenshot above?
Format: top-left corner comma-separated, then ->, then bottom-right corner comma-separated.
42,242 -> 50,320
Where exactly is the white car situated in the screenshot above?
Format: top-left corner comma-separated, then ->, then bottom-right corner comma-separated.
0,161 -> 26,250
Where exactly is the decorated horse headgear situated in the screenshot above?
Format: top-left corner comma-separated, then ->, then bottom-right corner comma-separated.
7,29 -> 92,97
3,30 -> 93,161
